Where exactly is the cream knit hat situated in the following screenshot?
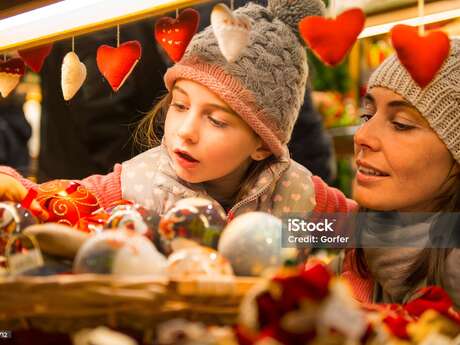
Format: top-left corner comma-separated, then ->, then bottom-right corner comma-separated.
368,38 -> 460,162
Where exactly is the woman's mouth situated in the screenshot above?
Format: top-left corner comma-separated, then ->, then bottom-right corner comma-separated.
355,160 -> 389,183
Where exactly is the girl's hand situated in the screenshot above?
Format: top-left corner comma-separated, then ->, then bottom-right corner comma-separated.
0,174 -> 49,221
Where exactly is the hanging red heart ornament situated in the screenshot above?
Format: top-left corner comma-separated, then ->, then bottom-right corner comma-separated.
155,8 -> 200,62
299,8 -> 365,66
391,24 -> 450,88
96,40 -> 142,92
18,44 -> 53,72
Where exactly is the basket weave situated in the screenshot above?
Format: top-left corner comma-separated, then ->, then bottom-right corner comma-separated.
0,274 -> 259,334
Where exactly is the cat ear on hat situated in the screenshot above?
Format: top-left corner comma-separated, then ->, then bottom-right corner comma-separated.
154,8 -> 200,63
211,3 -> 252,63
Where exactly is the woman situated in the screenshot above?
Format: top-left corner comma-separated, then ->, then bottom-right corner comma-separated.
341,37 -> 460,308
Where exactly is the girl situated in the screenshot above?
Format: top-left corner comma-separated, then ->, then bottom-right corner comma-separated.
341,38 -> 460,308
0,0 -> 354,224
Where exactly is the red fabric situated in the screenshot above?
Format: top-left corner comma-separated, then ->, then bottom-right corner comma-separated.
341,249 -> 374,303
312,175 -> 357,213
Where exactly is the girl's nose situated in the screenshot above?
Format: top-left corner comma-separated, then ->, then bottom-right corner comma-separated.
177,112 -> 200,144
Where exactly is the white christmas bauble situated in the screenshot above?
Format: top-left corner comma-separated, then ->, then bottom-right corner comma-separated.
218,212 -> 282,276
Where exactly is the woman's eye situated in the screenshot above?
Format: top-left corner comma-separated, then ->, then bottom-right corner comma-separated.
171,103 -> 187,111
392,121 -> 414,131
208,115 -> 227,128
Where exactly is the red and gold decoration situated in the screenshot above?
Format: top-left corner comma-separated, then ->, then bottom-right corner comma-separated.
155,8 -> 200,63
96,40 -> 142,91
299,8 -> 365,66
18,44 -> 53,72
390,24 -> 450,88
34,180 -> 100,231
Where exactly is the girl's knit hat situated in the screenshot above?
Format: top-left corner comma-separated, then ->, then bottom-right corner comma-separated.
368,38 -> 460,162
164,0 -> 325,157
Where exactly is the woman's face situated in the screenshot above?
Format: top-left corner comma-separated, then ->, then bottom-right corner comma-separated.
164,79 -> 270,183
353,87 -> 456,212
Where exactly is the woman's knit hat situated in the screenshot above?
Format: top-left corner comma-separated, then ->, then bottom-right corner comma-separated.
164,0 -> 325,157
368,38 -> 460,162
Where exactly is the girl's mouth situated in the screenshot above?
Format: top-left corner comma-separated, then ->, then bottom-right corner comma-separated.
174,149 -> 200,168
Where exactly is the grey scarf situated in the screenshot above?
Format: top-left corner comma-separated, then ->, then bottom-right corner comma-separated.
361,212 -> 434,303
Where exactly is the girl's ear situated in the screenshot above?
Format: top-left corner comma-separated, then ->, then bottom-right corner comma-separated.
251,143 -> 272,161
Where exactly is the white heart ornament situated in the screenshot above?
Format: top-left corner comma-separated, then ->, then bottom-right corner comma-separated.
211,4 -> 251,63
0,73 -> 20,97
61,52 -> 87,101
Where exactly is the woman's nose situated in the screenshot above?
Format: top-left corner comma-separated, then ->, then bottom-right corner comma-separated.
177,112 -> 200,144
354,117 -> 381,152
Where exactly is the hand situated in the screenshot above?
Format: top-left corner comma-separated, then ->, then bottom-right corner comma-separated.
0,174 -> 49,221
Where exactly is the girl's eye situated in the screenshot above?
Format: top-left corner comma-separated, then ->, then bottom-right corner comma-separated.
208,115 -> 227,128
392,121 -> 414,131
171,103 -> 187,111
360,114 -> 372,123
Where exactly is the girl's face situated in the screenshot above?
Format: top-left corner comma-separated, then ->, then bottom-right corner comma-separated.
164,79 -> 270,183
353,87 -> 456,212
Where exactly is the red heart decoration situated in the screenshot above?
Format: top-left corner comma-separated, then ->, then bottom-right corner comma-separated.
96,40 -> 142,92
155,8 -> 200,62
18,44 -> 53,72
391,25 -> 450,88
299,8 -> 365,66
0,58 -> 25,75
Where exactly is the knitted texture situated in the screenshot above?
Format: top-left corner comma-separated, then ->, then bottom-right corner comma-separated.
368,38 -> 460,162
165,0 -> 325,157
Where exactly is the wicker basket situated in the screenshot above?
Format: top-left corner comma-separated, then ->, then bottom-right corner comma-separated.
0,274 -> 259,334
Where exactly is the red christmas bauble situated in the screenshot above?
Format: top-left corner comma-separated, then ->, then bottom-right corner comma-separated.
36,180 -> 100,230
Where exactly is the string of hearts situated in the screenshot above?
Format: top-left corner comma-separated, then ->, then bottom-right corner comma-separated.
0,1 -> 451,100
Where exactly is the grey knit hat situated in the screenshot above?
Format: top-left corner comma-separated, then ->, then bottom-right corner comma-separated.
368,38 -> 460,162
164,0 -> 325,157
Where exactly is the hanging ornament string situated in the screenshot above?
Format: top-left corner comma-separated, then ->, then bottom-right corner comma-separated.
230,0 -> 234,11
71,36 -> 75,53
418,0 -> 425,36
329,0 -> 336,19
117,25 -> 120,48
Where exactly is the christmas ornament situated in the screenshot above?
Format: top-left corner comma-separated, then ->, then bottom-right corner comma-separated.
106,203 -> 160,240
18,44 -> 53,72
96,40 -> 142,91
35,180 -> 100,230
61,51 -> 87,100
211,3 -> 252,63
73,229 -> 167,276
167,246 -> 233,280
155,8 -> 200,63
299,8 -> 365,66
0,58 -> 25,97
391,24 -> 450,88
218,212 -> 283,276
158,197 -> 227,255
0,202 -> 39,255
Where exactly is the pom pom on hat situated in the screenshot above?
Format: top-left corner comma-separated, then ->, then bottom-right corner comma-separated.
268,0 -> 326,41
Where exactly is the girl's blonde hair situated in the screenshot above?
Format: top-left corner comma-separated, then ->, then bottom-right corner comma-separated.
134,93 -> 276,203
